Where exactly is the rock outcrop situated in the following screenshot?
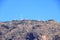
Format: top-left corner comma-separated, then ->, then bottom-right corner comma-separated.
0,19 -> 60,40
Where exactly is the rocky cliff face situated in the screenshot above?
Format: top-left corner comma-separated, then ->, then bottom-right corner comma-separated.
0,19 -> 60,40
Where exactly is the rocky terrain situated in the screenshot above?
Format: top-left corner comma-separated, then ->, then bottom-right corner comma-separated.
0,19 -> 60,40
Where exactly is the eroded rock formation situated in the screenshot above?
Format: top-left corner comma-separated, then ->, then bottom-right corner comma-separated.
0,19 -> 60,40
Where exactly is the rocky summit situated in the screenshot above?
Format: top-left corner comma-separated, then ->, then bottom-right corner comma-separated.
0,19 -> 60,40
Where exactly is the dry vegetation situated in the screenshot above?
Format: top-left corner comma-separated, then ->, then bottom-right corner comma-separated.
0,19 -> 60,40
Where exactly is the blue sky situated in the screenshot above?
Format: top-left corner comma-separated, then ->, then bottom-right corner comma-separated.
0,0 -> 60,22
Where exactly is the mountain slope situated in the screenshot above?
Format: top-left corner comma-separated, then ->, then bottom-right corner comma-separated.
0,19 -> 60,40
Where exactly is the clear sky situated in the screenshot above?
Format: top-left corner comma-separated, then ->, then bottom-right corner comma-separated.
0,0 -> 60,22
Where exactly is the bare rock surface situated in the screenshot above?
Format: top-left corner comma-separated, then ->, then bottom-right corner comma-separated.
0,19 -> 60,40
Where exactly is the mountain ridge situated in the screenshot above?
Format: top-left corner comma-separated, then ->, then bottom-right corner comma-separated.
0,19 -> 60,40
